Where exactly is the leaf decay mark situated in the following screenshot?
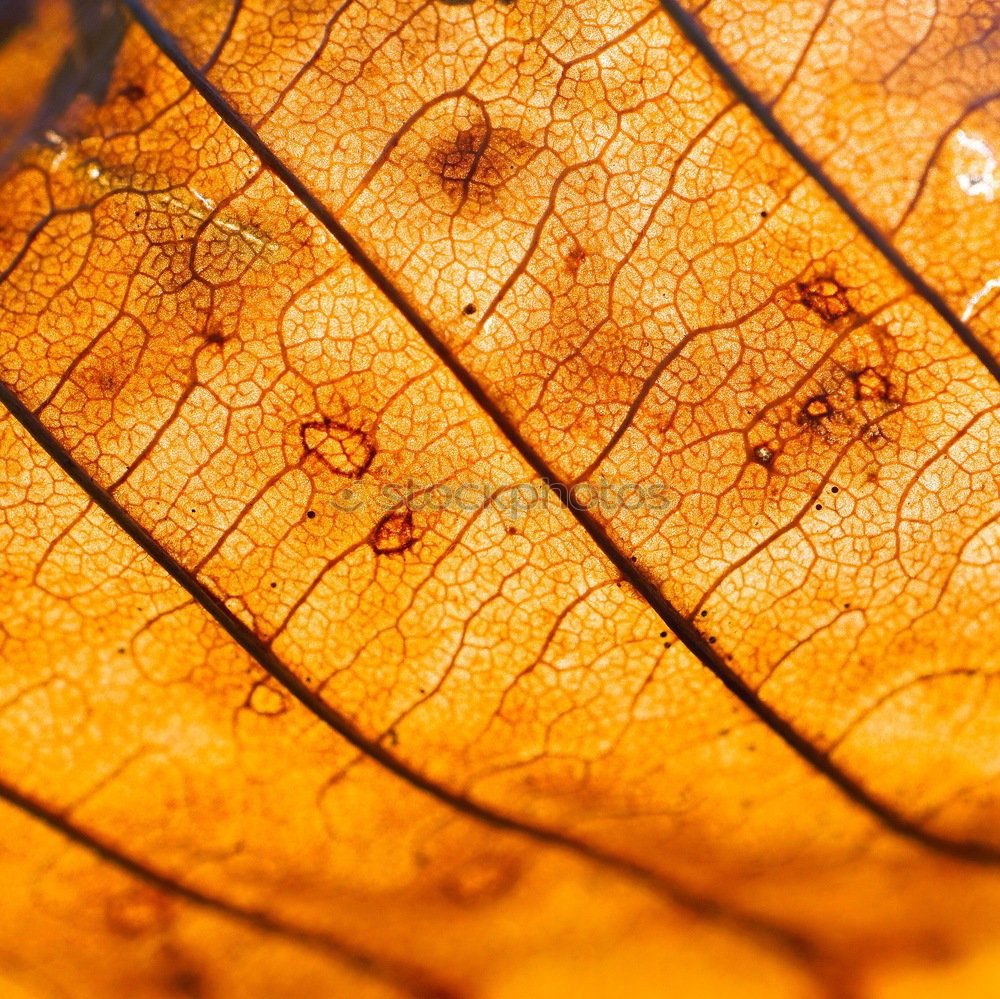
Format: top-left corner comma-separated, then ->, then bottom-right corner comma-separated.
0,776 -> 456,999
0,384 -> 825,971
657,0 -> 1000,389
116,0 -> 1000,866
300,416 -> 377,479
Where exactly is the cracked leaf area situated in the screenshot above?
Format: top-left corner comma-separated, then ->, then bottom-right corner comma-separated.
1,2 -> 1000,996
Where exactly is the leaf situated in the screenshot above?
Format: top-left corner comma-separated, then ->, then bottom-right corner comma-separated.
3,412 -> 818,999
0,1 -> 999,996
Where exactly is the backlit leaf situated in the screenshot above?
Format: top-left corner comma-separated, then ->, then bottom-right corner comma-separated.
1,1 -> 999,995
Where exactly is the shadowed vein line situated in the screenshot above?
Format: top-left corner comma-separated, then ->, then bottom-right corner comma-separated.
657,0 -> 1000,386
116,0 -> 1000,864
0,777 -> 446,998
0,387 -> 822,964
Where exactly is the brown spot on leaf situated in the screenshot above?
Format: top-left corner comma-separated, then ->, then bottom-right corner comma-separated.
158,944 -> 205,999
801,393 -> 834,423
105,886 -> 175,937
564,241 -> 587,276
167,965 -> 204,999
248,681 -> 288,717
851,366 -> 892,402
95,369 -> 119,396
425,120 -> 534,214
371,509 -> 416,555
300,418 -> 376,479
200,323 -> 226,347
441,853 -> 521,906
797,277 -> 855,324
118,82 -> 146,103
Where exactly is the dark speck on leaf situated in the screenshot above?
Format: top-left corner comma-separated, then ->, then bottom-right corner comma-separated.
797,277 -> 855,324
118,83 -> 146,103
801,393 -> 834,425
372,509 -> 416,555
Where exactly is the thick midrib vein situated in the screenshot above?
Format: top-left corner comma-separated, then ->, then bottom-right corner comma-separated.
0,385 -> 820,965
659,0 -> 1000,387
116,0 -> 1000,863
0,777 -> 442,998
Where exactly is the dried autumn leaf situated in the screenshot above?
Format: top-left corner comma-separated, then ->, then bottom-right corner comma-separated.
0,1 -> 998,997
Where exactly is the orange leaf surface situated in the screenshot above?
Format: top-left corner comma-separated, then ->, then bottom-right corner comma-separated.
0,1 -> 999,996
673,0 -> 1000,360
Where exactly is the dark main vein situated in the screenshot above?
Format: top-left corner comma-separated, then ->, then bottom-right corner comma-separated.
0,777 -> 443,998
658,0 -> 1000,387
114,0 -> 1000,864
0,386 -> 817,964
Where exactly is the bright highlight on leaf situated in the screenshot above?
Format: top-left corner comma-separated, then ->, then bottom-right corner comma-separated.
0,0 -> 998,996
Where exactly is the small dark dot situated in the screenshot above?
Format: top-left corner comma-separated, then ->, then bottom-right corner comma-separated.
270,582 -> 277,589
507,526 -> 518,535
117,647 -> 125,655
815,503 -> 823,510
463,303 -> 477,315
760,210 -> 768,218
708,636 -> 717,644
306,510 -> 316,519
119,83 -> 146,102
830,485 -> 839,493
630,555 -> 637,563
659,631 -> 667,638
700,610 -> 708,617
